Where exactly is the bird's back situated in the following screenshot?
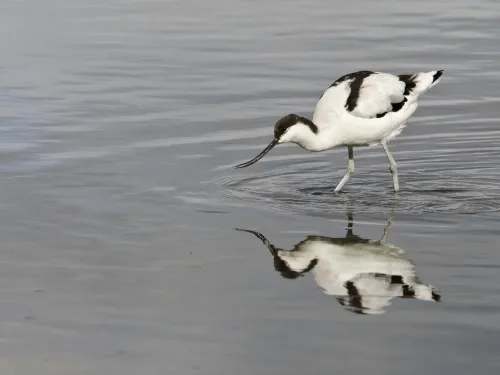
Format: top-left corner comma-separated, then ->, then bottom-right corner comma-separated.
312,70 -> 443,147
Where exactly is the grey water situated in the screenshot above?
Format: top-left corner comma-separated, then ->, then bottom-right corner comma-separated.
1,0 -> 500,373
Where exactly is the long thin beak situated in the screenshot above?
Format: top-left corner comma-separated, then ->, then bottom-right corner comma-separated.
234,139 -> 278,168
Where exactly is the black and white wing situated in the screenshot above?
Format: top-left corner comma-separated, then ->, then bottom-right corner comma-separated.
346,72 -> 406,119
314,70 -> 443,123
343,70 -> 444,119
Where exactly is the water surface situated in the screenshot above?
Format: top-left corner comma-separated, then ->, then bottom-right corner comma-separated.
1,0 -> 500,374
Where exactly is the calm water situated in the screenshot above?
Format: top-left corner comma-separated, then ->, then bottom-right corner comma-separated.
1,0 -> 500,374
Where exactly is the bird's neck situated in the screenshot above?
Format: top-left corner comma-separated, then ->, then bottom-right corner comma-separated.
294,117 -> 338,151
298,116 -> 319,134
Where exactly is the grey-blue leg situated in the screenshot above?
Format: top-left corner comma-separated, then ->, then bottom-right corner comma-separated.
334,146 -> 354,192
382,142 -> 399,192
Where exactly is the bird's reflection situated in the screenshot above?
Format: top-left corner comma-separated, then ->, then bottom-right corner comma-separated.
236,211 -> 441,315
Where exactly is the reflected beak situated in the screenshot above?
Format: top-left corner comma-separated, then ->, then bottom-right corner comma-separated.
234,139 -> 278,168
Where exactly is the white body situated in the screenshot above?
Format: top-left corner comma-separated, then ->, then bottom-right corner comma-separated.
279,71 -> 443,151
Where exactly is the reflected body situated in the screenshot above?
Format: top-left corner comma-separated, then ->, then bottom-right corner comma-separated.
237,214 -> 441,315
235,70 -> 444,192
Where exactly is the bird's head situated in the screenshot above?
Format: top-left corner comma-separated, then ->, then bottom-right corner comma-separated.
234,114 -> 318,169
274,114 -> 316,144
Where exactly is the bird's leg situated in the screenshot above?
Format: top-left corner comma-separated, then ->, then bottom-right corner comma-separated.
334,146 -> 354,192
382,142 -> 399,192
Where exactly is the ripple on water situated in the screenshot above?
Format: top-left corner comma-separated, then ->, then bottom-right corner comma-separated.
183,147 -> 500,218
182,101 -> 500,218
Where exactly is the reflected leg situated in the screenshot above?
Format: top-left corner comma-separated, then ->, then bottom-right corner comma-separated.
379,190 -> 398,243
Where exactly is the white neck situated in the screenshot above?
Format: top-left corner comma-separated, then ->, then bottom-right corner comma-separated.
280,121 -> 339,151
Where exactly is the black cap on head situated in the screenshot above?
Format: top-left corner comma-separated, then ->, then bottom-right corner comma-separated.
274,114 -> 300,139
274,114 -> 319,139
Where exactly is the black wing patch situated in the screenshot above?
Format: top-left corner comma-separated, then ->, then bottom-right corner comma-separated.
371,73 -> 418,119
398,74 -> 418,95
329,70 -> 374,88
432,70 -> 444,83
344,71 -> 374,112
319,70 -> 374,100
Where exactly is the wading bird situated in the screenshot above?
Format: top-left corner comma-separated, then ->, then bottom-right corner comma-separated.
235,70 -> 444,192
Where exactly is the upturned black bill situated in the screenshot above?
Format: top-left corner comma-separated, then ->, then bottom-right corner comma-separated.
234,139 -> 278,168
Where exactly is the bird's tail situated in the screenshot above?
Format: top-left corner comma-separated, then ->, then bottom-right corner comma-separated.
399,70 -> 443,106
404,70 -> 444,97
